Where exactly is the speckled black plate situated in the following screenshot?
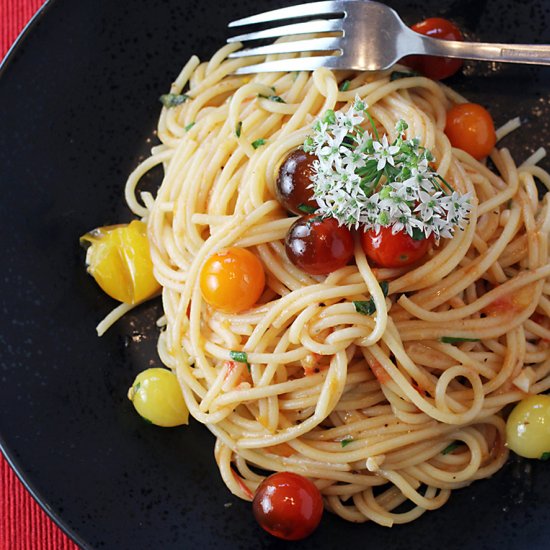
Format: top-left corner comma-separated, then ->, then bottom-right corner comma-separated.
0,0 -> 549,548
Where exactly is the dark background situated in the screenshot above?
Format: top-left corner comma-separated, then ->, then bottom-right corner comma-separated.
0,0 -> 549,548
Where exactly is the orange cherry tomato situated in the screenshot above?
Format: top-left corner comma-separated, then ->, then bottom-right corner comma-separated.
199,247 -> 265,313
252,472 -> 323,541
404,17 -> 463,80
445,103 -> 496,160
360,226 -> 432,268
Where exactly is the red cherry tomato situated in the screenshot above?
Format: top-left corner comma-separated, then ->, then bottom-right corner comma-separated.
199,247 -> 265,313
276,149 -> 318,215
445,102 -> 496,160
403,17 -> 463,80
361,226 -> 432,268
252,472 -> 324,541
285,216 -> 354,275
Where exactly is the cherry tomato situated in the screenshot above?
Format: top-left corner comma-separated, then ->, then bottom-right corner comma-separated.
199,247 -> 265,313
276,149 -> 318,215
361,226 -> 432,268
80,220 -> 160,304
506,395 -> 550,459
252,472 -> 323,541
285,216 -> 354,275
403,17 -> 463,80
445,103 -> 496,160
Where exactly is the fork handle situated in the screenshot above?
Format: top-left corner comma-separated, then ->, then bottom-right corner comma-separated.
418,36 -> 550,66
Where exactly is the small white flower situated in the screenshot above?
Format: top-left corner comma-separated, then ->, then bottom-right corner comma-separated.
373,135 -> 400,170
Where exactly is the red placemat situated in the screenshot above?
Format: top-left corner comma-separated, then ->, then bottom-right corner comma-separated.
1,2 -> 80,548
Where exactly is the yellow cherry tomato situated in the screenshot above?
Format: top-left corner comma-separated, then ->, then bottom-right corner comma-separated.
506,394 -> 550,459
127,368 -> 189,427
80,220 -> 160,304
199,247 -> 265,313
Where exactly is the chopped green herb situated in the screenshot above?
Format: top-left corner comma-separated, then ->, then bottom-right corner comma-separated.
411,227 -> 427,241
341,438 -> 354,448
339,80 -> 351,91
134,382 -> 141,393
390,70 -> 421,81
251,138 -> 266,149
235,121 -> 242,138
440,336 -> 481,344
259,94 -> 286,103
442,442 -> 461,455
354,300 -> 376,316
230,351 -> 249,369
184,122 -> 196,132
541,452 -> 550,461
353,281 -> 389,316
298,203 -> 317,214
159,93 -> 189,108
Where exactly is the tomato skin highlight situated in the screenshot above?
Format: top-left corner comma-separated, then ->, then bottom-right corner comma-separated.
360,226 -> 432,268
199,247 -> 265,313
252,472 -> 324,541
445,103 -> 496,160
404,17 -> 463,80
285,216 -> 354,275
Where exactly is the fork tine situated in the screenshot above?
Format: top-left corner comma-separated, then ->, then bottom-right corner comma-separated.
228,1 -> 345,28
228,37 -> 342,59
233,55 -> 341,75
227,19 -> 343,44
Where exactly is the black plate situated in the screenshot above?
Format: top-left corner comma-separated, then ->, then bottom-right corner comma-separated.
1,0 -> 549,548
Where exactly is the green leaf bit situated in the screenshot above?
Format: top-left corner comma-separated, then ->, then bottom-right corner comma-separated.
353,280 -> 389,316
259,94 -> 286,103
184,122 -> 196,132
390,70 -> 421,81
235,121 -> 242,138
297,203 -> 317,214
251,138 -> 266,149
541,452 -> 550,461
440,336 -> 481,344
230,350 -> 249,364
442,442 -> 462,455
159,93 -> 190,108
339,80 -> 351,91
341,438 -> 354,448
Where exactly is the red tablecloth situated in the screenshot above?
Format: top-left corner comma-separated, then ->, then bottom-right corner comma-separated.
1,3 -> 79,548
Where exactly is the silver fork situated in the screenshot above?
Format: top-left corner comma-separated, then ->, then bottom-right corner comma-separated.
227,0 -> 550,74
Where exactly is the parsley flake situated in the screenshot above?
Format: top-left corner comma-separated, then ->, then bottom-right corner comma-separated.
259,94 -> 286,103
159,93 -> 189,108
353,281 -> 389,316
230,351 -> 249,370
339,80 -> 351,91
251,138 -> 266,149
235,121 -> 242,138
442,442 -> 462,455
184,122 -> 196,132
541,452 -> 550,461
297,203 -> 317,214
390,70 -> 421,81
440,336 -> 481,344
341,438 -> 354,448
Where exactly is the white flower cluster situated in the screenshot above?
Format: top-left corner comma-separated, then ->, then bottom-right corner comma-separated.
304,97 -> 472,240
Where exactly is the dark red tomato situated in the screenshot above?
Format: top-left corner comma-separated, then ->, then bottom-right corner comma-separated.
445,102 -> 496,160
361,226 -> 432,268
403,17 -> 463,80
285,216 -> 354,275
276,149 -> 318,215
252,472 -> 324,541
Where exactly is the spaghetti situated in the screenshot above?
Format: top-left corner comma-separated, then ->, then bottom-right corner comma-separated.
124,43 -> 550,526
